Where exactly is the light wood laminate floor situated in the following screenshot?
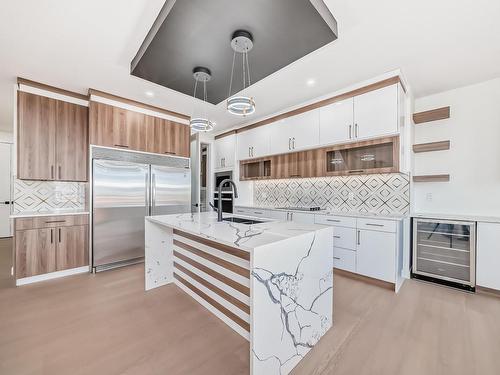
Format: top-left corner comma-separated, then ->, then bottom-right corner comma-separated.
1,237 -> 499,374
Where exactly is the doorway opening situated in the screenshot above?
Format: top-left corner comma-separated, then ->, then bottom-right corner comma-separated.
200,143 -> 209,212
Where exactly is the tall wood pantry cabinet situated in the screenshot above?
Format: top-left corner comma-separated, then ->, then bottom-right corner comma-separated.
17,91 -> 89,181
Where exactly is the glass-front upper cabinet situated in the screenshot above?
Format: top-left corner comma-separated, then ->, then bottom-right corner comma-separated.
325,136 -> 399,175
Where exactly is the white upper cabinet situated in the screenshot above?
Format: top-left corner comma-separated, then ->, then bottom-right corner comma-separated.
290,110 -> 320,150
268,110 -> 320,155
319,97 -> 354,145
214,134 -> 236,169
237,126 -> 271,160
267,119 -> 291,155
353,84 -> 399,140
235,81 -> 404,160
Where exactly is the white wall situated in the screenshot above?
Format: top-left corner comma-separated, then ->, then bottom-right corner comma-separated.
0,131 -> 13,143
413,78 -> 500,216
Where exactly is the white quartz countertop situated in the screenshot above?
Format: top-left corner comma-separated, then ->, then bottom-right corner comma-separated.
10,209 -> 90,218
146,212 -> 331,251
235,205 -> 407,221
412,212 -> 500,224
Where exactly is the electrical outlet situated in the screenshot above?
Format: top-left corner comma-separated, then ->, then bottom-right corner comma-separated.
426,193 -> 433,202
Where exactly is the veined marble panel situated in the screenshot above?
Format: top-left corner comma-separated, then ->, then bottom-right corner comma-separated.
251,228 -> 334,375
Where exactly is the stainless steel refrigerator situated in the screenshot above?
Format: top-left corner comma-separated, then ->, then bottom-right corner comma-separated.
92,148 -> 190,272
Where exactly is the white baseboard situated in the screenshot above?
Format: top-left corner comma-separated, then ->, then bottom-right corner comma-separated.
16,266 -> 89,286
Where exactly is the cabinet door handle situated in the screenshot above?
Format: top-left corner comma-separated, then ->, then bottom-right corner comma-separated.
164,151 -> 176,155
51,165 -> 54,179
253,211 -> 263,215
333,235 -> 341,239
290,212 -> 294,220
292,137 -> 296,149
333,256 -> 341,260
58,228 -> 61,243
252,147 -> 254,157
355,123 -> 358,138
327,219 -> 341,223
349,124 -> 352,139
50,229 -> 53,244
365,223 -> 384,227
114,144 -> 129,148
357,230 -> 360,245
58,165 -> 61,179
348,170 -> 365,174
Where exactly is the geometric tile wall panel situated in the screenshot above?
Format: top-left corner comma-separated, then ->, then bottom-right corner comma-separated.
254,173 -> 410,215
13,178 -> 86,214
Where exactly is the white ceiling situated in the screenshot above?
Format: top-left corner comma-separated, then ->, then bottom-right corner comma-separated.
0,0 -> 499,134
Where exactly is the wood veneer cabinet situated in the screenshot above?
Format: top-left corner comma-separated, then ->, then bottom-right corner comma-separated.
15,228 -> 56,278
154,118 -> 190,157
89,101 -> 150,151
239,136 -> 399,180
271,149 -> 325,179
56,225 -> 89,271
14,215 -> 89,279
89,101 -> 190,157
17,91 -> 88,181
325,136 -> 399,176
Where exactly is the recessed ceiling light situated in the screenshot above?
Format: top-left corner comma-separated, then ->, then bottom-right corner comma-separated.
306,79 -> 316,87
145,91 -> 154,97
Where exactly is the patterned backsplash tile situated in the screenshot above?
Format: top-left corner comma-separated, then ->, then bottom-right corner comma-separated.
254,173 -> 410,215
13,179 -> 86,213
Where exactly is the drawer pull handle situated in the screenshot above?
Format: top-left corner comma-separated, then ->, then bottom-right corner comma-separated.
253,211 -> 262,214
333,257 -> 341,260
114,144 -> 129,148
327,219 -> 341,222
365,223 -> 384,227
164,151 -> 176,155
45,220 -> 66,224
333,235 -> 341,239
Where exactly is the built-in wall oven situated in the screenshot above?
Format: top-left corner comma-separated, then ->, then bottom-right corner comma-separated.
214,171 -> 233,213
412,218 -> 476,291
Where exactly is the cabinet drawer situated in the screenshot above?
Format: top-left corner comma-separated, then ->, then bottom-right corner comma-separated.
15,215 -> 89,230
315,215 -> 356,228
357,218 -> 396,233
333,247 -> 356,273
333,226 -> 357,250
233,207 -> 270,218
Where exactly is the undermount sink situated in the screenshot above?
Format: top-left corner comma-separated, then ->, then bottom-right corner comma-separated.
222,217 -> 265,225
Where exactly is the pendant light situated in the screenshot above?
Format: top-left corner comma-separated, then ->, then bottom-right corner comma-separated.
227,30 -> 256,117
190,66 -> 214,132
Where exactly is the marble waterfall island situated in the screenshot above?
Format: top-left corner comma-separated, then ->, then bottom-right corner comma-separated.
145,212 -> 334,375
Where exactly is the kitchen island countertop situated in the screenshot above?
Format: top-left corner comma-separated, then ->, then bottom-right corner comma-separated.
145,211 -> 334,375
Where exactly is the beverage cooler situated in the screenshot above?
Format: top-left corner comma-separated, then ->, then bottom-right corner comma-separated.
412,218 -> 476,290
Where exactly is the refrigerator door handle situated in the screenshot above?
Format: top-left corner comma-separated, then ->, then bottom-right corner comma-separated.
145,173 -> 150,216
152,173 -> 157,215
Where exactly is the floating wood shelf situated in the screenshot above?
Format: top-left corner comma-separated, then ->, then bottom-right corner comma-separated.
413,106 -> 450,124
413,174 -> 450,183
413,140 -> 450,153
